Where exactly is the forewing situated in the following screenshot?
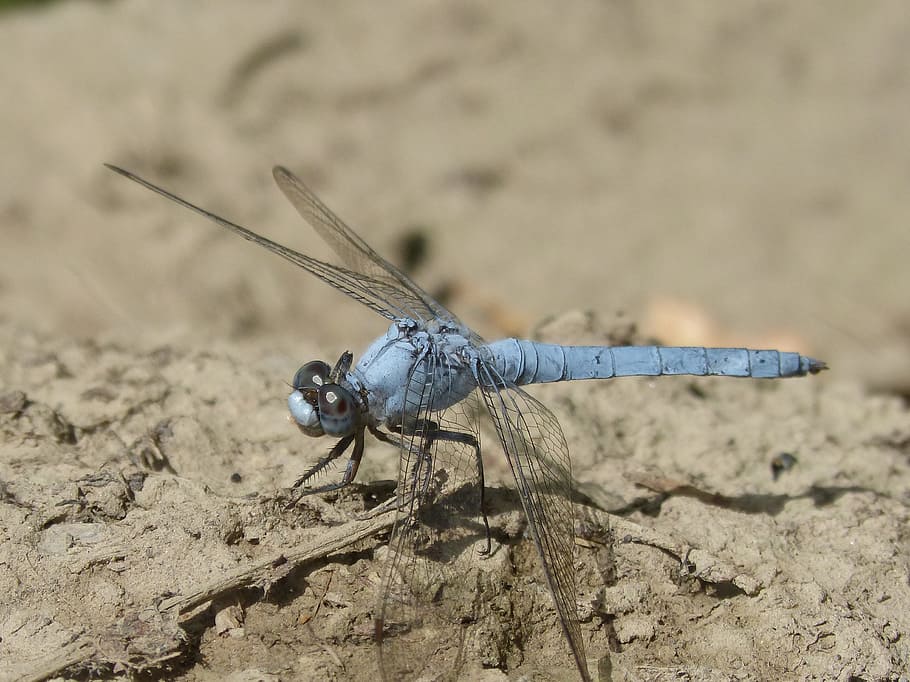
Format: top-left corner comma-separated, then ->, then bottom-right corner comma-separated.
106,164 -> 431,322
375,353 -> 489,680
475,365 -> 590,681
273,166 -> 460,326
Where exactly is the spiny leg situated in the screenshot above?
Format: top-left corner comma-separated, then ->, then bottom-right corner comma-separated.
292,433 -> 353,489
289,428 -> 365,502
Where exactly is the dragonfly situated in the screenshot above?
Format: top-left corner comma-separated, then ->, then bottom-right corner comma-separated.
106,163 -> 826,681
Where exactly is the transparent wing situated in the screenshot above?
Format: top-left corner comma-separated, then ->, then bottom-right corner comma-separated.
272,166 -> 460,326
474,361 -> 590,681
375,352 -> 489,680
105,164 -> 455,324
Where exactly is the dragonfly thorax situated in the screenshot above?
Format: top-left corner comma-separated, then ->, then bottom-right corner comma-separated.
353,321 -> 477,430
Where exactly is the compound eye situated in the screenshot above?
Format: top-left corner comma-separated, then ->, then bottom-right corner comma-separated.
293,360 -> 331,391
288,390 -> 324,437
317,384 -> 356,436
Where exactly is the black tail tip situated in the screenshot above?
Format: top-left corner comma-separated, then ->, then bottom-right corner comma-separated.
806,357 -> 828,374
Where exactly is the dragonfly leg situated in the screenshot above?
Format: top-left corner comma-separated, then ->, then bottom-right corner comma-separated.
372,422 -> 492,553
381,423 -> 441,509
289,428 -> 365,500
368,424 -> 404,449
425,426 -> 492,555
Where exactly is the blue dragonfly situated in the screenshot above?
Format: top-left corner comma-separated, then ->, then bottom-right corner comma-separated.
106,163 -> 825,681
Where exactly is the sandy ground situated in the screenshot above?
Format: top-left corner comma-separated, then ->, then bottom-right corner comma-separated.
1,1 -> 909,680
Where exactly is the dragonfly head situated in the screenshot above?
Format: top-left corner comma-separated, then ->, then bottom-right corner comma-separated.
288,360 -> 358,437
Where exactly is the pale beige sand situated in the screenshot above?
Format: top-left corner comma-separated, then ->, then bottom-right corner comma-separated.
1,2 -> 908,680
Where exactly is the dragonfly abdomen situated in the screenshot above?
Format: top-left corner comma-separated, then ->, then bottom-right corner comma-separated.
486,338 -> 826,386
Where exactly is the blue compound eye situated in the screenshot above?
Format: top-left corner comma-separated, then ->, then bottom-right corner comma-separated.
293,360 -> 331,391
288,390 -> 324,437
317,384 -> 357,436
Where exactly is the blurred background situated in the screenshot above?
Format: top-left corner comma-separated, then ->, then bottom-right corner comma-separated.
1,0 -> 907,395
